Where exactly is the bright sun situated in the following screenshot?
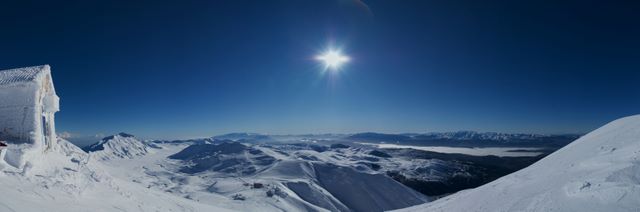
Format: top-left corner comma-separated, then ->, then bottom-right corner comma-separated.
316,50 -> 350,70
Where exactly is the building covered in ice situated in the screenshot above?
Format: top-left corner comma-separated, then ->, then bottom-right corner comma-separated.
0,65 -> 59,152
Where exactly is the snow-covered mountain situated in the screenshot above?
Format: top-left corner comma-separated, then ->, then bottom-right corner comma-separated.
83,132 -> 156,160
68,134 -> 434,212
415,131 -> 546,141
168,142 -> 277,174
348,131 -> 579,142
348,133 -> 412,141
1,114 -> 636,212
395,115 -> 640,212
213,133 -> 272,141
118,141 -> 429,212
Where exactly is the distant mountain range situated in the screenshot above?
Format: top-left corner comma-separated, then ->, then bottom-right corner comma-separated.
70,131 -> 581,151
212,133 -> 272,141
346,131 -> 581,147
209,131 -> 581,142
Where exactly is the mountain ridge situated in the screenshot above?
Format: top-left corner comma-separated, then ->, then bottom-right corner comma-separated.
82,132 -> 156,160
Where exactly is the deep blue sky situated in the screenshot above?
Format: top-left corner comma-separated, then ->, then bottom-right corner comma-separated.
1,0 -> 639,139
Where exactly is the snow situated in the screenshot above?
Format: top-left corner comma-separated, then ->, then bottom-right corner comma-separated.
84,139 -> 429,212
0,65 -> 48,86
6,64 -> 637,211
0,65 -> 59,158
0,138 -> 235,212
83,133 -> 153,160
213,133 -> 271,141
416,131 -> 546,141
168,142 -> 276,174
0,66 -> 432,212
91,141 -> 327,212
359,143 -> 544,157
312,163 -> 427,211
394,115 -> 640,212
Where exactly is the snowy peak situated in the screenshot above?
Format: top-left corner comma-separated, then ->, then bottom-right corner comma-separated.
396,115 -> 640,212
83,133 -> 152,160
107,132 -> 135,139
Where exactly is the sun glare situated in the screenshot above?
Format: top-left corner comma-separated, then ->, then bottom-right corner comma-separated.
316,50 -> 350,70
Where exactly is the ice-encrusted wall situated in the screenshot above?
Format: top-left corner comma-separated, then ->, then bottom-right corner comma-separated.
0,83 -> 38,142
0,65 -> 59,149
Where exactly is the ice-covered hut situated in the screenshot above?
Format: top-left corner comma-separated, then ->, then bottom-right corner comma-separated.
0,65 -> 59,151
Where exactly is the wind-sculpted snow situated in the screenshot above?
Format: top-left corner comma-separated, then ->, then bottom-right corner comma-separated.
0,138 -> 234,211
395,115 -> 640,212
285,181 -> 351,212
313,163 -> 428,212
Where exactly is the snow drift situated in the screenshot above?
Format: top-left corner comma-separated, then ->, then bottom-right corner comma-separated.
395,115 -> 640,212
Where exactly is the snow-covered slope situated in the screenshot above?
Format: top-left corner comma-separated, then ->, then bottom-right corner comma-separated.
85,139 -> 429,212
169,142 -> 277,174
83,133 -> 154,160
167,142 -> 428,212
0,138 -> 234,212
395,115 -> 640,212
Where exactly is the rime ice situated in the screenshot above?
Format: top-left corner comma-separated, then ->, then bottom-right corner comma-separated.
0,65 -> 59,167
